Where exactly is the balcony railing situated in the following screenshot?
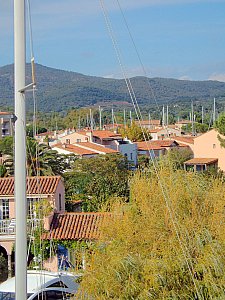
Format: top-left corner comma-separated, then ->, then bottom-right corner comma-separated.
0,219 -> 41,235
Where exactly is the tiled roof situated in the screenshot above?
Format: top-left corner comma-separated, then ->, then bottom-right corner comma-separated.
91,130 -> 122,139
0,111 -> 12,116
43,212 -> 110,240
136,140 -> 178,151
174,136 -> 195,144
53,143 -> 97,156
0,176 -> 61,196
184,158 -> 218,165
75,142 -> 119,154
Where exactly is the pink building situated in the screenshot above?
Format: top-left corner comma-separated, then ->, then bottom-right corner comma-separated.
191,129 -> 225,172
0,176 -> 65,276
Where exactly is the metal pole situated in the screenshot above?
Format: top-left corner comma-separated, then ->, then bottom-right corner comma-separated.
14,0 -> 27,298
112,107 -> 114,130
202,106 -> 204,124
123,109 -> 126,128
99,106 -> 102,130
213,98 -> 216,123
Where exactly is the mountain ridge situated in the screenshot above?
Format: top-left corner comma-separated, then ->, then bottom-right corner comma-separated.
0,63 -> 225,112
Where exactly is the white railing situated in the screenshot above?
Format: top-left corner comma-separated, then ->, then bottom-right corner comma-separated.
0,219 -> 41,235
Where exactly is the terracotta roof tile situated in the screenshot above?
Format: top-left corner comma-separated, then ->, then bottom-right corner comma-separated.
136,140 -> 178,151
174,136 -> 195,144
43,212 -> 110,240
0,176 -> 61,196
75,142 -> 119,154
53,143 -> 97,156
184,158 -> 218,165
91,130 -> 122,139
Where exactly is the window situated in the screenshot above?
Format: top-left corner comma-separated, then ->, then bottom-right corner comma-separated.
130,153 -> 133,160
76,139 -> 81,143
66,139 -> 70,144
213,144 -> 216,149
0,199 -> 9,219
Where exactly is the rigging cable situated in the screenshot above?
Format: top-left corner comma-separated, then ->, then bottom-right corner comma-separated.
99,1 -> 204,298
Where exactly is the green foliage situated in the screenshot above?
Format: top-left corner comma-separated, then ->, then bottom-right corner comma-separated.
64,154 -> 129,211
78,165 -> 225,299
182,122 -> 208,134
26,137 -> 74,176
0,136 -> 13,156
119,123 -> 151,142
165,148 -> 193,170
0,254 -> 8,283
215,112 -> 225,135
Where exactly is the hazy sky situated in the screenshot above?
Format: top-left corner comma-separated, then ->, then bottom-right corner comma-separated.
1,0 -> 225,81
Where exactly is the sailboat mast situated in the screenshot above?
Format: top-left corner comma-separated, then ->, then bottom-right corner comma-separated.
14,0 -> 27,298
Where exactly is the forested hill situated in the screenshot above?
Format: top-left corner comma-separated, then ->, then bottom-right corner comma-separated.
1,63 -> 225,112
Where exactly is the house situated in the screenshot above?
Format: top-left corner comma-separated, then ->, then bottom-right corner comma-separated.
52,141 -> 119,157
173,136 -> 195,152
184,158 -> 218,172
55,130 -> 138,166
135,140 -> 186,158
149,127 -> 181,141
0,112 -> 14,138
188,129 -> 225,172
175,120 -> 192,131
0,176 -> 65,276
42,212 -> 110,271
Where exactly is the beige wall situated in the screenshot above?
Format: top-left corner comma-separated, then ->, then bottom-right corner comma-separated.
194,129 -> 225,171
60,132 -> 89,144
54,179 -> 65,212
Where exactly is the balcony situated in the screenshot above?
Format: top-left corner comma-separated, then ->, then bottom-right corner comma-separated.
0,219 -> 41,236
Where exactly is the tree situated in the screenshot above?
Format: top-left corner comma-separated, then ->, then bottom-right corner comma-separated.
119,123 -> 151,142
0,136 -> 13,156
77,164 -> 225,299
26,137 -> 74,176
64,154 -> 129,211
215,112 -> 225,136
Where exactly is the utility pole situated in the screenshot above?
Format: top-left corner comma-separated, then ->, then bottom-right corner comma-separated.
123,109 -> 126,128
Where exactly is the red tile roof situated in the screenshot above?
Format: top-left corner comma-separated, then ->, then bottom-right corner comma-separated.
184,158 -> 218,165
53,143 -> 97,156
136,140 -> 178,151
0,176 -> 61,196
43,212 -> 110,240
91,130 -> 122,139
75,142 -> 119,154
0,111 -> 12,116
174,136 -> 195,144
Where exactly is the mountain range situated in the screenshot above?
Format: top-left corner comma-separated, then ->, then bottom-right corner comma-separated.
1,64 -> 225,113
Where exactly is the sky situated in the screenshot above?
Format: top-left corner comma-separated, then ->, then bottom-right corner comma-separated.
1,0 -> 225,81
